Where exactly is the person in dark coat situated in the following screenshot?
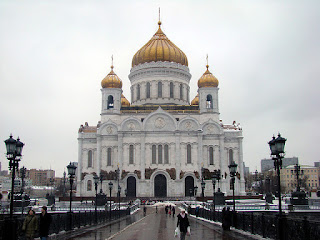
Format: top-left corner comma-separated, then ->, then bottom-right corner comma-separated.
22,209 -> 38,240
177,209 -> 190,240
39,206 -> 52,240
222,207 -> 231,230
172,206 -> 175,217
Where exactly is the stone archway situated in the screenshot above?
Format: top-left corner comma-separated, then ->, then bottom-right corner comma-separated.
185,176 -> 194,197
127,176 -> 136,197
154,174 -> 167,197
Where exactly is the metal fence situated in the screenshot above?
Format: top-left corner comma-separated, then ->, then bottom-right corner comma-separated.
0,203 -> 138,240
184,204 -> 320,240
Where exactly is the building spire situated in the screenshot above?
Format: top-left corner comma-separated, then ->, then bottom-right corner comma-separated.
158,7 -> 161,26
206,54 -> 209,69
111,55 -> 114,69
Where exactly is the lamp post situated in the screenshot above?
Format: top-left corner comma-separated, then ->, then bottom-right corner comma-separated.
228,161 -> 238,212
93,175 -> 99,223
20,166 -> 26,194
108,181 -> 113,220
212,174 -> 217,219
118,185 -> 121,218
67,162 -> 77,230
201,167 -> 206,198
100,174 -> 104,194
268,133 -> 286,240
5,135 -> 24,219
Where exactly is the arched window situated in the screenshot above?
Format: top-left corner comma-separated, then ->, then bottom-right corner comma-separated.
170,82 -> 174,98
206,94 -> 213,109
107,95 -> 114,109
107,148 -> 112,166
180,84 -> 183,100
137,84 -> 140,100
187,144 -> 191,164
152,145 -> 156,164
158,81 -> 162,97
229,149 -> 234,164
88,150 -> 93,168
87,180 -> 92,191
164,144 -> 169,164
209,147 -> 214,165
158,145 -> 163,164
129,145 -> 134,164
146,82 -> 151,98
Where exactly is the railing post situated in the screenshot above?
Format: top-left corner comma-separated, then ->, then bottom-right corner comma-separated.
262,213 -> 265,238
251,212 -> 254,234
303,216 -> 309,240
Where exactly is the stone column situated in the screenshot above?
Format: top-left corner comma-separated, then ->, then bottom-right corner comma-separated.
77,135 -> 83,196
175,131 -> 181,180
197,130 -> 203,171
118,133 -> 123,167
97,135 -> 102,176
141,133 -> 146,180
219,135 -> 226,193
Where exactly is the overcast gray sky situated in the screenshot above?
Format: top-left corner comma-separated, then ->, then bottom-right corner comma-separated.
1,0 -> 319,177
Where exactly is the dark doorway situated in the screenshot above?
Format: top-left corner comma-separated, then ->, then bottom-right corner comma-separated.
127,176 -> 136,197
185,176 -> 194,197
154,174 -> 167,197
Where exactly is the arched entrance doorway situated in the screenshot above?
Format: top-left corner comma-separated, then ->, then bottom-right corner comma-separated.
154,174 -> 167,197
185,176 -> 194,197
127,176 -> 136,197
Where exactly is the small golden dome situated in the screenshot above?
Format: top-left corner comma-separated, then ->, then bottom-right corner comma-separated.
132,21 -> 188,67
198,65 -> 219,88
101,65 -> 122,89
121,94 -> 130,106
191,93 -> 199,105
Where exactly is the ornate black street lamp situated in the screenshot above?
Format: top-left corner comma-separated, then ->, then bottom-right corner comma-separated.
99,174 -> 104,194
108,181 -> 113,220
118,185 -> 121,218
20,166 -> 26,193
94,175 -> 99,223
5,135 -> 24,219
201,167 -> 206,198
67,162 -> 77,230
228,161 -> 238,212
268,133 -> 286,239
212,174 -> 217,219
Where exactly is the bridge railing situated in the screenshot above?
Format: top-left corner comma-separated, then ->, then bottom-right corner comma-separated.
182,203 -> 320,240
0,202 -> 138,240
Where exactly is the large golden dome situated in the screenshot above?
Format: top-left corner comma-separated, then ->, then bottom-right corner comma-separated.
101,65 -> 122,89
191,93 -> 199,105
121,94 -> 130,106
198,65 -> 219,88
132,21 -> 188,67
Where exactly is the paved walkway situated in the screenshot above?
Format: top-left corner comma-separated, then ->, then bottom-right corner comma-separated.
68,206 -> 261,240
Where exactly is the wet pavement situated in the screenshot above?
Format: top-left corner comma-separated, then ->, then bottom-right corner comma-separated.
68,206 -> 260,240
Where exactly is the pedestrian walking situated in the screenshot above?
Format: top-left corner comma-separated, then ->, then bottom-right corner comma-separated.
176,209 -> 190,240
39,206 -> 52,240
22,209 -> 38,240
143,205 -> 147,216
165,205 -> 168,215
195,206 -> 199,217
222,207 -> 231,230
172,206 -> 175,217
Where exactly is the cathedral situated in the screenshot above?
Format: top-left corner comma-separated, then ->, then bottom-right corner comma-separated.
76,19 -> 245,198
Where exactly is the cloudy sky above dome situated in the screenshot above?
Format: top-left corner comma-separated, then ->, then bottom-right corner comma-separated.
1,0 -> 319,177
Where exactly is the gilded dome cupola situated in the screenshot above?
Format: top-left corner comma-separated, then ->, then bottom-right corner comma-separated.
191,93 -> 199,105
197,64 -> 219,88
101,64 -> 122,89
121,94 -> 130,106
132,21 -> 188,67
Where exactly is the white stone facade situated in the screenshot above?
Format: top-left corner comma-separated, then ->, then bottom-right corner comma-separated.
76,61 -> 245,198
